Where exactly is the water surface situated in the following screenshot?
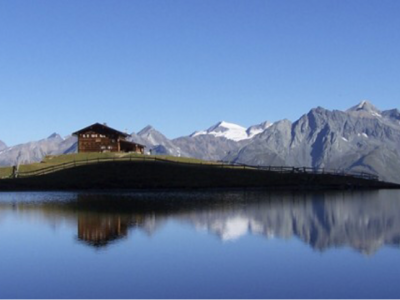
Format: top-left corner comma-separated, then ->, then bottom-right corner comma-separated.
0,190 -> 400,298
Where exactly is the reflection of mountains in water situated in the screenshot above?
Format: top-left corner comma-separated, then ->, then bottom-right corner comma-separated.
179,191 -> 400,255
1,190 -> 400,254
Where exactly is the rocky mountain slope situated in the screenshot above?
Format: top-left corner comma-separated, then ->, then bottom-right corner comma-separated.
227,101 -> 400,183
0,134 -> 77,167
129,125 -> 187,157
0,140 -> 7,151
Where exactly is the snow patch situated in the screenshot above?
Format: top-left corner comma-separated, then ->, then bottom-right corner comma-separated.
371,112 -> 382,118
347,100 -> 381,116
356,100 -> 368,109
210,216 -> 250,241
247,123 -> 273,138
192,121 -> 249,141
192,121 -> 272,141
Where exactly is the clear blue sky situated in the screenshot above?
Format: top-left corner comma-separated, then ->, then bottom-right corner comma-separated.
1,0 -> 399,146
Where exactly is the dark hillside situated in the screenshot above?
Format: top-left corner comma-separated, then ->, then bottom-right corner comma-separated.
0,160 -> 398,191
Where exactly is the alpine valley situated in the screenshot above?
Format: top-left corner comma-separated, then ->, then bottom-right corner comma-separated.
1,101 -> 400,184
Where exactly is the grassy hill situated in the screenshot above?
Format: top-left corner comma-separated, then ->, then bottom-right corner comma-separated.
0,153 -> 398,191
0,152 -> 216,179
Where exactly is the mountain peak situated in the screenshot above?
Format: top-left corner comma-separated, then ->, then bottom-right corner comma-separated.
207,121 -> 246,132
138,125 -> 156,136
246,121 -> 272,138
347,100 -> 380,113
47,133 -> 62,140
191,120 -> 275,141
191,121 -> 248,141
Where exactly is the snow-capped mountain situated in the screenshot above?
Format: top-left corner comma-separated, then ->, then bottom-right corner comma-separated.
347,100 -> 382,116
190,120 -> 272,141
191,121 -> 249,141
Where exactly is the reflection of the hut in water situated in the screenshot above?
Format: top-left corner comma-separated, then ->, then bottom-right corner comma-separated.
77,213 -> 129,247
77,212 -> 152,247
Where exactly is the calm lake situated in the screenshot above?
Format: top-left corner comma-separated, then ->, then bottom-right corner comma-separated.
1,189 -> 400,298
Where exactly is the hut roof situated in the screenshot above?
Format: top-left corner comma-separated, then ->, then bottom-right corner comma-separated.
72,123 -> 129,137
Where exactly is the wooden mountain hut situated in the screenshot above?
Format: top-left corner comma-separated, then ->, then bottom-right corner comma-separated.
72,123 -> 145,154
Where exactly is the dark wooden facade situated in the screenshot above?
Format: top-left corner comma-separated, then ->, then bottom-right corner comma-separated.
73,123 -> 145,154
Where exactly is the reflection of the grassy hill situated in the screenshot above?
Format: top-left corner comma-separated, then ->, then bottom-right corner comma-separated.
1,190 -> 400,254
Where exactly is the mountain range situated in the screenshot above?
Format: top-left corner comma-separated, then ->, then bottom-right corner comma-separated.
1,100 -> 399,183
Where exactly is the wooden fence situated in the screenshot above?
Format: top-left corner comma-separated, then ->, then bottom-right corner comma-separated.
4,155 -> 379,182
